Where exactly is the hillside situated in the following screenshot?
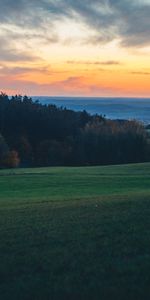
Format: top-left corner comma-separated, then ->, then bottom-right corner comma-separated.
0,163 -> 150,299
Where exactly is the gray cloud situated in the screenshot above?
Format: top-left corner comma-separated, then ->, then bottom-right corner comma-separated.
67,60 -> 121,65
0,65 -> 50,76
0,64 -> 69,78
130,71 -> 150,76
0,0 -> 149,49
0,37 -> 39,62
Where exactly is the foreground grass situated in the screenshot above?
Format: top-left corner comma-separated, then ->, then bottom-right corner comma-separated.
0,163 -> 150,299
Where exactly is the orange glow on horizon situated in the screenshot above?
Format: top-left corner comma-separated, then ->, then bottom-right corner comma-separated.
0,40 -> 149,97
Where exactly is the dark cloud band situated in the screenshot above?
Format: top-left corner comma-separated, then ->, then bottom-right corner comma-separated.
0,0 -> 149,48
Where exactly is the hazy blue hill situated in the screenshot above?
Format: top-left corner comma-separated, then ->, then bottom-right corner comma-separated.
33,97 -> 150,124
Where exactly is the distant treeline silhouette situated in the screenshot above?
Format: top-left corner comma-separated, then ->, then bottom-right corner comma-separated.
0,92 -> 150,168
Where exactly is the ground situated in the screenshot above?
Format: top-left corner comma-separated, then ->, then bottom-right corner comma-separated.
0,163 -> 150,299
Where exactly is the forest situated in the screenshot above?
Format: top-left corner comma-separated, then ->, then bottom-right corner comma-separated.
0,92 -> 150,168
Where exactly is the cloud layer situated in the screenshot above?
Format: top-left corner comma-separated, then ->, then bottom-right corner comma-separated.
0,0 -> 149,96
0,0 -> 149,48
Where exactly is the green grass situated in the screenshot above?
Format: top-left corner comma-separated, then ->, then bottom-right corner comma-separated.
0,163 -> 150,299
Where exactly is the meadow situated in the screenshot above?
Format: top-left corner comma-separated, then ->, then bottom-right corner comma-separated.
0,163 -> 150,299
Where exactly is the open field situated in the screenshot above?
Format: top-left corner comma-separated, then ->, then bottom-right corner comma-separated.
0,163 -> 150,299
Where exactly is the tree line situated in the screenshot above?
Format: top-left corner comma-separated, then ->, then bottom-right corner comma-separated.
0,92 -> 150,168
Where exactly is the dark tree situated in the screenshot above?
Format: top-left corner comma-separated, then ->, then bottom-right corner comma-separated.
0,92 -> 149,168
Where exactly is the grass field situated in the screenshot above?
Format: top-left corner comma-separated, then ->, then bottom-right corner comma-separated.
0,163 -> 150,299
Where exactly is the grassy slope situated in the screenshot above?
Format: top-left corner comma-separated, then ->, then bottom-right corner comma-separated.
0,163 -> 150,299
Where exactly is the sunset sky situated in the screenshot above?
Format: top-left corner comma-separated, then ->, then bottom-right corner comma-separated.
0,0 -> 150,97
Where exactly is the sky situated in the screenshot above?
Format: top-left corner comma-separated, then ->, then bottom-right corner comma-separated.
0,0 -> 150,97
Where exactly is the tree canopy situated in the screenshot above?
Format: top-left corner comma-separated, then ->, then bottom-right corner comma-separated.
0,93 -> 149,168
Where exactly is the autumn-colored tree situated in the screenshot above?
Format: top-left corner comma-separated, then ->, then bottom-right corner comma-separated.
4,150 -> 20,168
